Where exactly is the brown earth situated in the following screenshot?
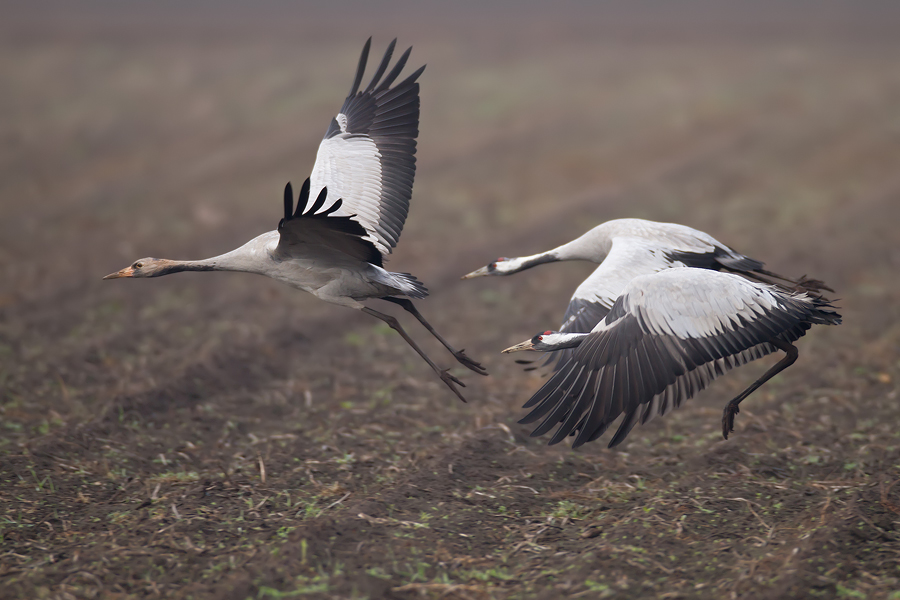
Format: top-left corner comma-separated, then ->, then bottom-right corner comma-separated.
2,3 -> 900,599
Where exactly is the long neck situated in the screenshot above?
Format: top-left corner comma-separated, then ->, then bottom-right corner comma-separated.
505,226 -> 613,274
550,226 -> 613,263
543,332 -> 589,350
157,237 -> 271,276
502,251 -> 560,274
165,253 -> 244,273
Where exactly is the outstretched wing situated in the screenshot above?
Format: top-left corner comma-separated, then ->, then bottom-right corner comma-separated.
276,179 -> 383,266
519,269 -> 840,448
306,38 -> 425,256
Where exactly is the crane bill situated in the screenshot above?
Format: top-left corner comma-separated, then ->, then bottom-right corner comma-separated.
461,265 -> 490,279
103,267 -> 134,279
502,340 -> 536,353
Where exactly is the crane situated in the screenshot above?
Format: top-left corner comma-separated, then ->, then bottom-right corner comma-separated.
103,38 -> 487,401
463,218 -> 831,370
502,268 -> 841,448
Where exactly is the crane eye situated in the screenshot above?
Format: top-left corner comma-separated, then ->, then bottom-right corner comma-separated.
134,262 -> 143,269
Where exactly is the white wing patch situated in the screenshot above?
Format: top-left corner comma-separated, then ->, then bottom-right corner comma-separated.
310,134 -> 390,254
618,269 -> 783,340
335,113 -> 349,134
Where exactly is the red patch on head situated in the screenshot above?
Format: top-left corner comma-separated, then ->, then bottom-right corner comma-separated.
496,257 -> 506,262
543,330 -> 553,335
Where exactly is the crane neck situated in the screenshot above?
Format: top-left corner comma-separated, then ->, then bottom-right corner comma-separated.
550,229 -> 612,263
541,332 -> 588,350
152,236 -> 273,276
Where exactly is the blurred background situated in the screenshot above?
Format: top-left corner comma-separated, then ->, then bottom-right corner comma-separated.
2,2 -> 900,598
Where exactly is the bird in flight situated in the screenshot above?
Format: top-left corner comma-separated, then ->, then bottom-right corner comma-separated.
502,268 -> 841,448
104,38 -> 487,401
463,218 -> 830,371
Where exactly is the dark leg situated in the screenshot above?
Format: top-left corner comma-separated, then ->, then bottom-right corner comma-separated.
722,338 -> 798,439
381,297 -> 488,376
362,307 -> 468,403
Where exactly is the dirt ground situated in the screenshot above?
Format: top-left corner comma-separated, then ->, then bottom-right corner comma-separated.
3,3 -> 900,599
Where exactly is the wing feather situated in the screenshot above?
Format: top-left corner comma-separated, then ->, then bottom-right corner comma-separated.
309,40 -> 424,256
519,269 -> 841,448
276,179 -> 382,266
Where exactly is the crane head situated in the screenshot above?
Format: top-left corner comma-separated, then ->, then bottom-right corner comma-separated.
502,330 -> 585,353
502,330 -> 557,353
103,258 -> 171,279
461,257 -> 517,279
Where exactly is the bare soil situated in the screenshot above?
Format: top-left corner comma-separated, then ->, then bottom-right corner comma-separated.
3,4 -> 900,599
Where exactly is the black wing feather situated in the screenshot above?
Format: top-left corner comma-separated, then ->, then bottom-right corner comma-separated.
277,179 -> 382,267
348,37 -> 371,98
293,178 -> 311,218
306,186 -> 329,216
316,40 -> 424,254
365,39 -> 396,93
520,292 -> 841,449
667,247 -> 833,296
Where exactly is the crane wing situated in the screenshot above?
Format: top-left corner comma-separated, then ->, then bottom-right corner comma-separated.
306,38 -> 424,257
545,237 -> 694,370
519,269 -> 840,448
276,180 -> 383,265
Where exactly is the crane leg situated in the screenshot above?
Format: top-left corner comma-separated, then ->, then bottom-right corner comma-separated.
381,297 -> 488,376
362,307 -> 468,403
722,338 -> 798,439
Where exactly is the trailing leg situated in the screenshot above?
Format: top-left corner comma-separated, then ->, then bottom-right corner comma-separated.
722,338 -> 798,439
381,297 -> 488,376
362,307 -> 468,403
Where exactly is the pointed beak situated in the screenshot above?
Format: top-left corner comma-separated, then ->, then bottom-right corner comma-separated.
502,340 -> 536,354
103,267 -> 134,280
461,266 -> 490,280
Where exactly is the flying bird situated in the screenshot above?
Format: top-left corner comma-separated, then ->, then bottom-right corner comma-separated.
502,268 -> 841,448
463,218 -> 831,370
104,38 -> 487,401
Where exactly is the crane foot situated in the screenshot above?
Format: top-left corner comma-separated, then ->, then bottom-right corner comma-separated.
722,403 -> 740,440
440,369 -> 468,403
453,350 -> 489,376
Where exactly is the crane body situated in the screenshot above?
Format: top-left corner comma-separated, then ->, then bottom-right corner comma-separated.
105,39 -> 486,401
464,218 -> 831,370
503,268 -> 841,448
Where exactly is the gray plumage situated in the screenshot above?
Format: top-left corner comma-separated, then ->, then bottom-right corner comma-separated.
503,268 -> 841,448
464,218 -> 832,371
104,38 -> 486,401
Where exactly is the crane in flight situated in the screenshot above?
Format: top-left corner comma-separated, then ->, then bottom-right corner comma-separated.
463,218 -> 831,370
104,38 -> 487,401
502,268 -> 841,448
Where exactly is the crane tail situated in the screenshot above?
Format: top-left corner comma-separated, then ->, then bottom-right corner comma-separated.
389,272 -> 428,299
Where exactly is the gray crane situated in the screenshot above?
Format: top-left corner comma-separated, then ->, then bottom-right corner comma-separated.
502,268 -> 841,448
463,218 -> 830,371
104,38 -> 487,401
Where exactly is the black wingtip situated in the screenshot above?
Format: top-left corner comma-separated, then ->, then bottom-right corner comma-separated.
283,182 -> 293,221
365,38 -> 396,93
394,64 -> 426,91
306,186 -> 329,216
375,46 -> 412,94
294,178 -> 311,218
320,197 -> 343,217
349,37 -> 372,98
